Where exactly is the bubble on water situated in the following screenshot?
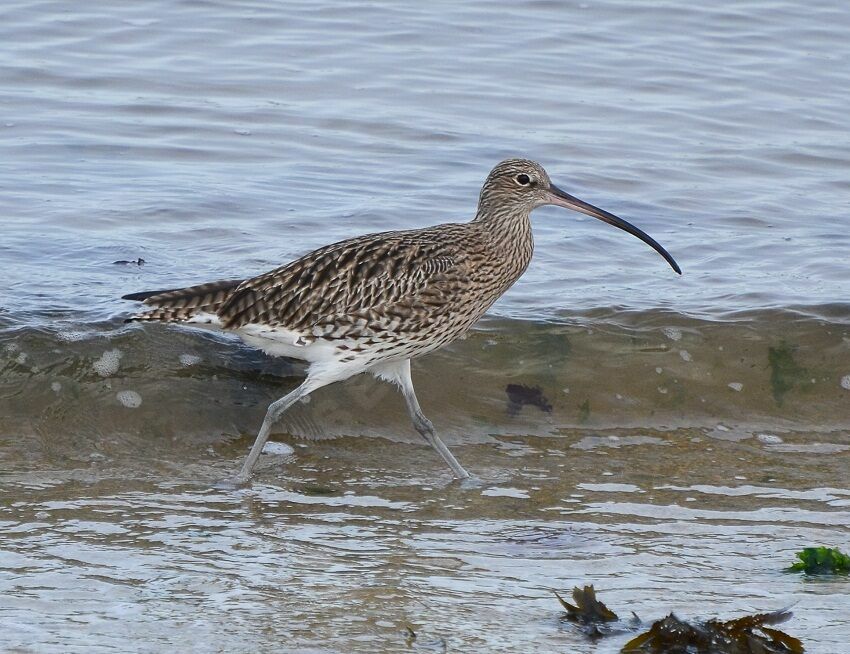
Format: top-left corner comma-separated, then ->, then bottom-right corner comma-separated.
93,349 -> 122,377
262,442 -> 294,456
116,390 -> 142,408
50,382 -> 62,393
757,433 -> 783,444
57,330 -> 92,342
662,327 -> 682,341
728,382 -> 743,392
679,350 -> 692,361
841,375 -> 850,390
15,352 -> 28,365
481,486 -> 530,498
179,353 -> 202,367
655,367 -> 663,374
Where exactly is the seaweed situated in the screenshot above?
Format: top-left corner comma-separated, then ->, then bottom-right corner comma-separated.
555,586 -> 638,638
403,624 -> 446,652
555,585 -> 618,623
505,383 -> 552,416
621,609 -> 803,654
298,484 -> 336,496
787,546 -> 850,574
554,586 -> 804,653
767,342 -> 806,406
577,398 -> 591,423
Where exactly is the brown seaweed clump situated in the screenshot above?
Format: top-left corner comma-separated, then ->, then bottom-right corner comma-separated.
621,609 -> 804,654
555,586 -> 638,638
554,586 -> 804,653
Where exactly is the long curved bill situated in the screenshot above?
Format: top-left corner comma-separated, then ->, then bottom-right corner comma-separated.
548,184 -> 681,274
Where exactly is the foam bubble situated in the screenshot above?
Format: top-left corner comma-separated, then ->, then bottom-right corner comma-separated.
728,382 -> 743,392
179,353 -> 202,367
116,390 -> 142,408
262,442 -> 294,456
662,327 -> 682,341
841,375 -> 850,390
57,330 -> 92,342
93,349 -> 122,377
51,382 -> 62,393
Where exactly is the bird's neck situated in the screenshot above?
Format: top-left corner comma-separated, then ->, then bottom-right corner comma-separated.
472,202 -> 535,286
473,202 -> 533,246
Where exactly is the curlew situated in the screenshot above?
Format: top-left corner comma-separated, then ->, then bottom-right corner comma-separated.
123,159 -> 680,485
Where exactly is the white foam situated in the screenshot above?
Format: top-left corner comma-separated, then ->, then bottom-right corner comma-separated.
179,353 -> 202,367
481,486 -> 530,499
662,326 -> 682,341
116,390 -> 142,408
93,349 -> 122,377
728,382 -> 743,392
50,381 -> 61,393
57,330 -> 92,342
262,442 -> 294,456
841,375 -> 850,390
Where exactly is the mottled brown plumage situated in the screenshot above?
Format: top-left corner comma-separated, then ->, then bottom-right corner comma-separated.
123,158 -> 679,485
128,161 -> 542,365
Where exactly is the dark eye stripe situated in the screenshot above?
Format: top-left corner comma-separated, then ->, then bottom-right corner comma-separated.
516,174 -> 530,185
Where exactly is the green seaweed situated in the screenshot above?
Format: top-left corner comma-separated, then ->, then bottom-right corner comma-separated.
298,484 -> 336,496
621,609 -> 803,654
787,546 -> 850,574
768,342 -> 806,406
578,399 -> 591,423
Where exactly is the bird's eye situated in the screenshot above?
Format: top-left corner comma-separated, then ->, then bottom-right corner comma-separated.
515,174 -> 531,186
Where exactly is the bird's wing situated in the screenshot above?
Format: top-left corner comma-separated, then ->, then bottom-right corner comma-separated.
217,227 -> 470,336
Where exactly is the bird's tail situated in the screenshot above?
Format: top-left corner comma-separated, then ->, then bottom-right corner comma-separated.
122,278 -> 244,323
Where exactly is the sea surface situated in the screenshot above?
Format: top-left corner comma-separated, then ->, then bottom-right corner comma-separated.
1,1 -> 849,652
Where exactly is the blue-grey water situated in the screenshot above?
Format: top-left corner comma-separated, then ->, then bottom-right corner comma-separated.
1,1 -> 849,652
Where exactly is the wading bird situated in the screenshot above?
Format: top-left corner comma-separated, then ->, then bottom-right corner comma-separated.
124,159 -> 680,485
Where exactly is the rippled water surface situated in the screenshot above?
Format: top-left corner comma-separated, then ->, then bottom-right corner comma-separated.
2,1 -> 849,652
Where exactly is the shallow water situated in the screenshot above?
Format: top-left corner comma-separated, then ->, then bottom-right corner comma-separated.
2,0 -> 849,652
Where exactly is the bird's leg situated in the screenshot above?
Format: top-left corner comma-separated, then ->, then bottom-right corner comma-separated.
224,380 -> 313,487
392,361 -> 470,480
409,409 -> 470,480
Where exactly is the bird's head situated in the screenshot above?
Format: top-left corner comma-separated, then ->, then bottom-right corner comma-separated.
478,158 -> 681,274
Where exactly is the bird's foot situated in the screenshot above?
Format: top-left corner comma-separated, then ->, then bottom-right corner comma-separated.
457,474 -> 484,490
